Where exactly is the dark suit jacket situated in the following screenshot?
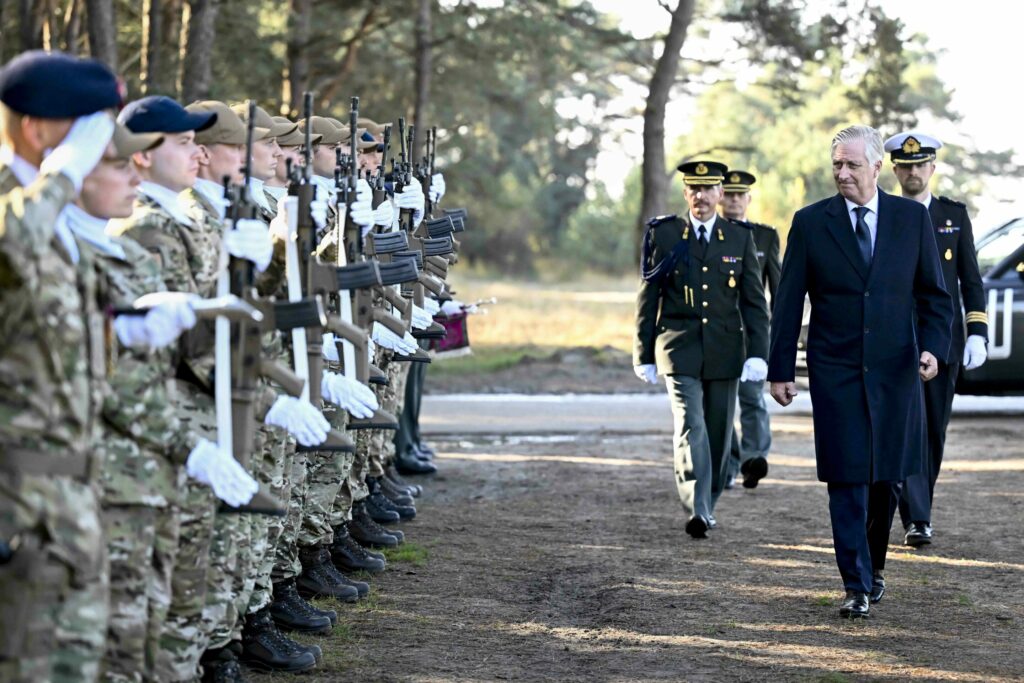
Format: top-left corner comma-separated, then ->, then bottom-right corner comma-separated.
635,214 -> 770,380
927,196 -> 987,362
767,189 -> 953,483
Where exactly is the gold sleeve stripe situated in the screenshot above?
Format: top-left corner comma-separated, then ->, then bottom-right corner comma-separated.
965,312 -> 988,324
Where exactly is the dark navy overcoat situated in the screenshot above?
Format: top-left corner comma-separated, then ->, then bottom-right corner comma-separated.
767,189 -> 954,483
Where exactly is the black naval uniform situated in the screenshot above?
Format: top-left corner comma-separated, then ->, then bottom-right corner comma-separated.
899,195 -> 988,528
635,213 -> 770,527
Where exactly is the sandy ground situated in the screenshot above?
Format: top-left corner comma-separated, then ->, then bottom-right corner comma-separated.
255,405 -> 1024,682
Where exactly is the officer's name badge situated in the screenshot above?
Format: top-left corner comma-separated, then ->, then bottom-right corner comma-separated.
721,256 -> 742,263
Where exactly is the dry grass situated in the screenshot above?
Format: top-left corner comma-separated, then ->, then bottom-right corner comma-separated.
445,272 -> 638,353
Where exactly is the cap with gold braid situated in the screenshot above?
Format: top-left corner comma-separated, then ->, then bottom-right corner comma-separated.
723,170 -> 756,192
677,160 -> 728,186
883,131 -> 942,165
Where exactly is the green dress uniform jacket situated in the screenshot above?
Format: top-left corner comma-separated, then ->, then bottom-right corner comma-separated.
634,214 -> 770,379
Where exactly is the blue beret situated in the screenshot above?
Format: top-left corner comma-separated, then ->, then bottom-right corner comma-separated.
118,95 -> 216,134
0,50 -> 121,118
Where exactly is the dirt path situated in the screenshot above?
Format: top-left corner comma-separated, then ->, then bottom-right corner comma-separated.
259,413 -> 1024,682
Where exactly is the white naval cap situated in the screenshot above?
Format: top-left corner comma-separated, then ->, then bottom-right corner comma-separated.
883,131 -> 942,164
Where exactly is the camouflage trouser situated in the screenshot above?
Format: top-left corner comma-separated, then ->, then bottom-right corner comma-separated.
297,398 -> 352,550
148,507 -> 179,676
0,473 -> 107,683
157,479 -> 216,681
243,427 -> 294,619
273,450 -> 309,582
158,389 -> 217,682
100,505 -> 162,683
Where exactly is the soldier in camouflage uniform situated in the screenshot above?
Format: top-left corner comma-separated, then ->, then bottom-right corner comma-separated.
0,51 -> 119,683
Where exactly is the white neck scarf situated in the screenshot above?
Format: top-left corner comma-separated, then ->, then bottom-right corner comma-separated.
139,181 -> 195,227
63,204 -> 125,260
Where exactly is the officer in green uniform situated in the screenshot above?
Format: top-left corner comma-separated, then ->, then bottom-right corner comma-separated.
883,131 -> 989,547
719,170 -> 780,490
633,160 -> 770,538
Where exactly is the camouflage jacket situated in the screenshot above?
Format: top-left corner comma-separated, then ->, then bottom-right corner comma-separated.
88,235 -> 198,506
0,164 -> 104,461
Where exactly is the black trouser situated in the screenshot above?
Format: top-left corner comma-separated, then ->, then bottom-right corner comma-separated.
827,481 -> 900,593
899,360 -> 958,527
393,356 -> 427,457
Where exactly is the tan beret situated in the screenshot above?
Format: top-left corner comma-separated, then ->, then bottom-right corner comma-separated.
188,100 -> 270,145
111,122 -> 163,158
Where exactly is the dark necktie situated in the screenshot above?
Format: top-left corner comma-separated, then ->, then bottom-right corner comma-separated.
853,206 -> 872,267
697,225 -> 708,247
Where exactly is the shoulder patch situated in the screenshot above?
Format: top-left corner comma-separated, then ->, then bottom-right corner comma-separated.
938,196 -> 966,208
645,214 -> 677,228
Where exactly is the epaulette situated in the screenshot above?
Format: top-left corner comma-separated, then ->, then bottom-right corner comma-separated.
750,221 -> 776,231
645,214 -> 677,228
938,196 -> 966,208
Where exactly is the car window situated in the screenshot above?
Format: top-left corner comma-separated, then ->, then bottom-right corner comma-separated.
976,219 -> 1024,273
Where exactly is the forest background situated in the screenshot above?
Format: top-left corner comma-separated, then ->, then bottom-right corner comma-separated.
3,0 -> 1020,276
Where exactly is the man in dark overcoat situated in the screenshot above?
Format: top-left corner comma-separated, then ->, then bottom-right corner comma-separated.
767,125 -> 954,618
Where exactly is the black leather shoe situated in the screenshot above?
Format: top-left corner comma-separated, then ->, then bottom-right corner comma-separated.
240,607 -> 317,672
296,546 -> 359,602
331,523 -> 386,573
200,647 -> 245,683
839,590 -> 870,618
685,515 -> 709,539
415,440 -> 437,460
387,465 -> 422,497
870,572 -> 885,604
741,456 -> 769,489
904,522 -> 933,547
269,579 -> 333,633
350,502 -> 400,548
395,449 -> 438,475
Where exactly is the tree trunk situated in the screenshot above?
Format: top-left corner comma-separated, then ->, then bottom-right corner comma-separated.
163,0 -> 183,97
85,0 -> 118,69
141,0 -> 164,94
283,0 -> 312,117
19,0 -> 43,51
411,0 -> 433,160
179,0 -> 219,103
638,0 -> 695,241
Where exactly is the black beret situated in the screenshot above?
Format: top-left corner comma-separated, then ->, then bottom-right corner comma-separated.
0,50 -> 121,118
118,95 -> 217,134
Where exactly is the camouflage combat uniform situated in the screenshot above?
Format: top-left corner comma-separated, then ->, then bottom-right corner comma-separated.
0,165 -> 108,683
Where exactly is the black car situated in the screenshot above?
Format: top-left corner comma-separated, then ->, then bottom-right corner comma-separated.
956,218 -> 1024,396
794,218 -> 1024,391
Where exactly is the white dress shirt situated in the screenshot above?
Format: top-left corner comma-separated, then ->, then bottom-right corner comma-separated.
843,189 -> 879,253
688,212 -> 717,242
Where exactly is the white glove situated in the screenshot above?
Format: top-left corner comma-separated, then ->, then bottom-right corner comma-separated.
395,177 -> 425,224
322,332 -> 340,362
321,371 -> 379,419
114,298 -> 197,350
430,173 -> 446,203
185,438 -> 258,507
310,199 -> 328,230
268,197 -> 293,241
371,322 -> 417,355
224,218 -> 274,272
264,395 -> 330,447
366,336 -> 377,358
423,298 -> 440,316
373,198 -> 394,227
349,180 -> 374,228
440,300 -> 464,316
40,111 -> 116,191
411,304 -> 432,330
740,357 -> 768,383
633,364 -> 658,384
963,335 -> 988,371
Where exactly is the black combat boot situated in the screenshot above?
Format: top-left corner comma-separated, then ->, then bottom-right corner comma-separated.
240,607 -> 317,673
269,578 -> 334,633
367,476 -> 416,520
364,478 -> 401,523
379,474 -> 415,505
316,546 -> 370,597
296,545 -> 360,603
350,501 -> 401,547
331,522 -> 387,573
200,646 -> 245,683
386,464 -> 422,497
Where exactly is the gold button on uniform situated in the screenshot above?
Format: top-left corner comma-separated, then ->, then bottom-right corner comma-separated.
702,318 -> 708,324
702,266 -> 708,272
702,284 -> 708,290
702,301 -> 708,307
